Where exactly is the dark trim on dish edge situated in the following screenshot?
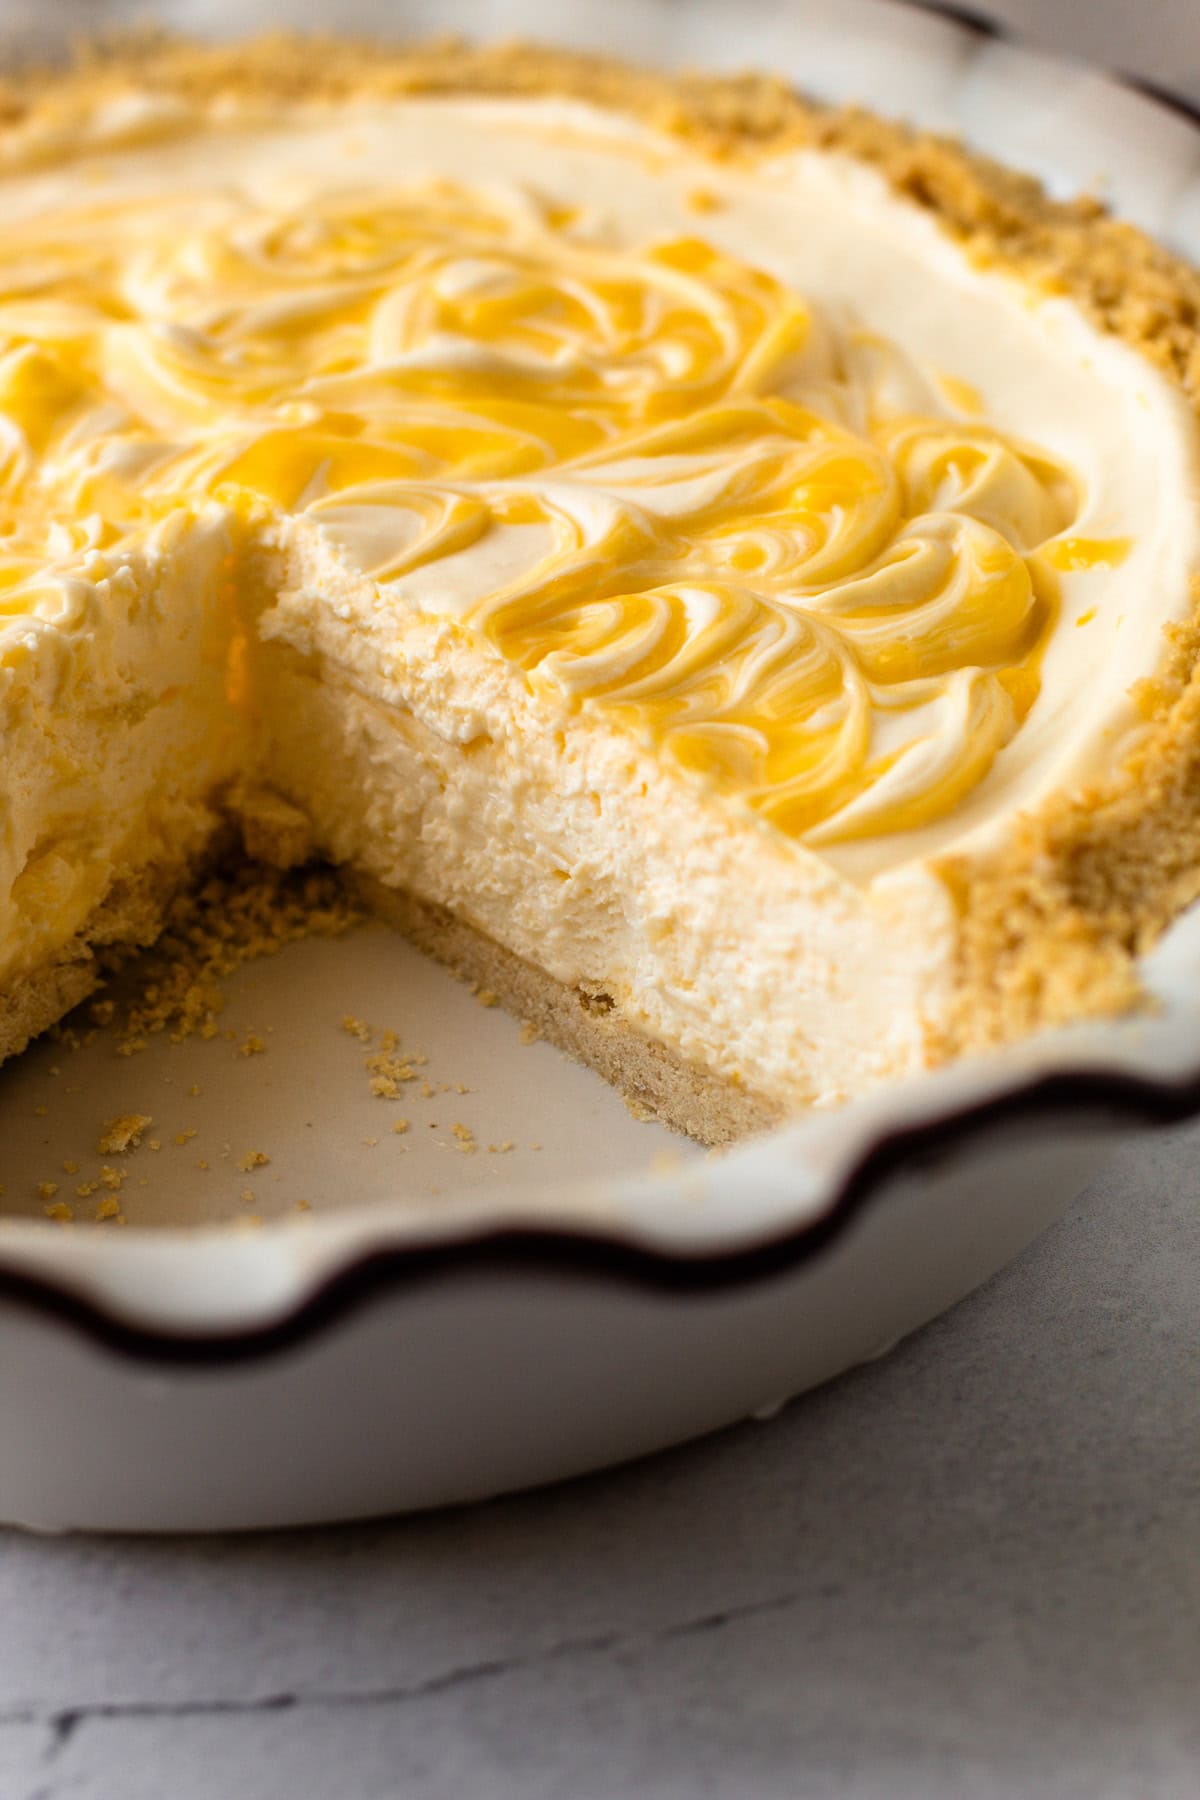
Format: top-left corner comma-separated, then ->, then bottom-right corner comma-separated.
2,1059 -> 1200,1365
1120,76 -> 1200,132
0,11 -> 1198,1368
890,0 -> 1005,40
884,0 -> 1200,135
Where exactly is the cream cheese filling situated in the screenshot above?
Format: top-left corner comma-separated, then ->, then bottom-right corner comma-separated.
0,88 -> 1196,1099
1,92 -> 1196,891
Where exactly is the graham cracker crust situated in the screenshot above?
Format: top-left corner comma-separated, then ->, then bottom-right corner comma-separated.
351,874 -> 783,1148
0,955 -> 99,1073
0,837 -> 223,1068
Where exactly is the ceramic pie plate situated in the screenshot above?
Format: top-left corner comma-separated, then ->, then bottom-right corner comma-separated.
2,0 -> 1200,1533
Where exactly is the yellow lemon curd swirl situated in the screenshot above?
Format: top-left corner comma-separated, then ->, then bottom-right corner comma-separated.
0,178 -> 1077,845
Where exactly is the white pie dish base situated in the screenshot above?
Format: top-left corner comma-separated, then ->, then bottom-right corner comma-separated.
1,0 -> 1199,1531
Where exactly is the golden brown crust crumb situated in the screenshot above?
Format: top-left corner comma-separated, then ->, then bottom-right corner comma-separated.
97,1113 -> 151,1155
108,864 -> 360,1046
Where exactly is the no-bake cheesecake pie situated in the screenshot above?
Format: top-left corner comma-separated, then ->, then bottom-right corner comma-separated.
0,37 -> 1198,1143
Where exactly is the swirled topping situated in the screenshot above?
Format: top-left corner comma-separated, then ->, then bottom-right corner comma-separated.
0,168 -> 1079,843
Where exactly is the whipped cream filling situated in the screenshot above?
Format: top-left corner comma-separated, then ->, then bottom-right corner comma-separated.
0,505 -> 242,983
0,90 -> 1195,901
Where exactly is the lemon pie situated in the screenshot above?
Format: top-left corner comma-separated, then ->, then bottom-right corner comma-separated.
0,37 -> 1198,1142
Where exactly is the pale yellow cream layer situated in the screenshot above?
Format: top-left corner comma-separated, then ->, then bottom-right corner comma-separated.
0,96 -> 1145,863
0,83 -> 1190,1020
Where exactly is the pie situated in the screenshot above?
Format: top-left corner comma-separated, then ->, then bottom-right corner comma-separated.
0,37 -> 1197,1143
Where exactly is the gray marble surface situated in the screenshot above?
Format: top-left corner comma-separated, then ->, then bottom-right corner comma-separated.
2,1115 -> 1199,1799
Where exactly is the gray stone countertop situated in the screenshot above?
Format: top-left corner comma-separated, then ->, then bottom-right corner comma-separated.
2,1116 -> 1199,1800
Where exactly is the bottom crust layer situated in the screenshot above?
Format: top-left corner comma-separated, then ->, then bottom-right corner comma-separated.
0,833 -> 227,1069
0,851 -> 781,1148
0,955 -> 101,1074
351,874 -> 783,1148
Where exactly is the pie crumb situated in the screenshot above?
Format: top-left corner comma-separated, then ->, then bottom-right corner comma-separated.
97,1112 -> 151,1154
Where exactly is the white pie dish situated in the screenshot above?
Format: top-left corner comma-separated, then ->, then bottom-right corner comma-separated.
2,0 -> 1200,1532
